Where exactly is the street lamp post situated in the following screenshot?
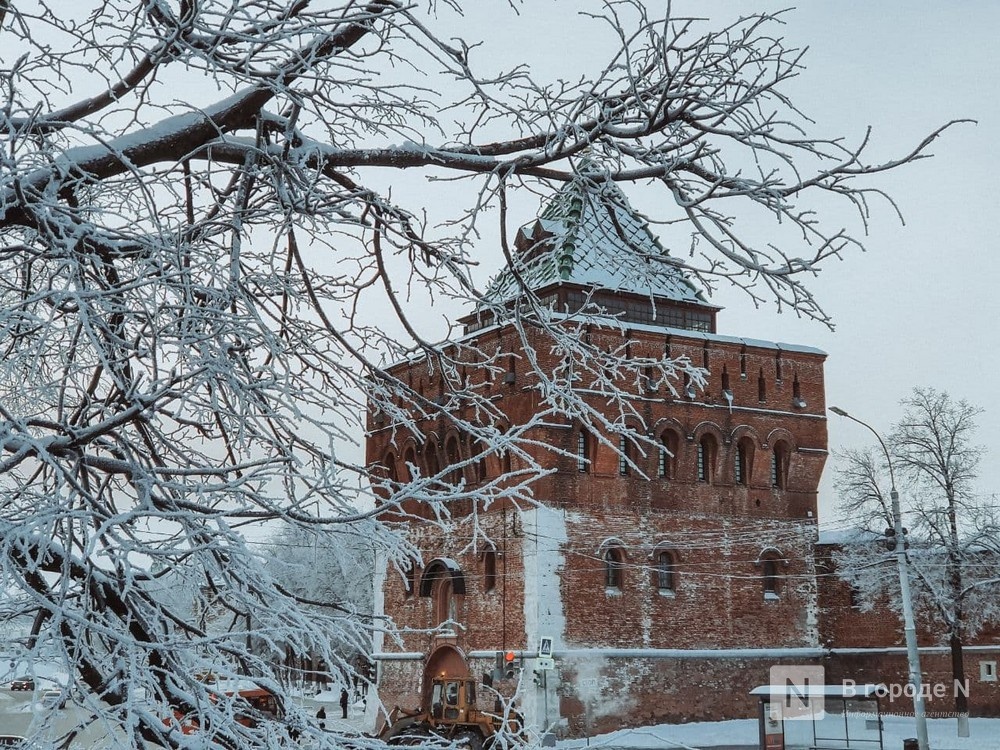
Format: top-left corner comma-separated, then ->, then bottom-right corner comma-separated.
830,406 -> 930,750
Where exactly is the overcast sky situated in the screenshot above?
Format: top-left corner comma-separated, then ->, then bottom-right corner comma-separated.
666,1 -> 1000,526
386,1 -> 1000,527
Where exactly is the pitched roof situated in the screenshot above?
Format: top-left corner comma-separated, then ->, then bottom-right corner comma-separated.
483,175 -> 710,306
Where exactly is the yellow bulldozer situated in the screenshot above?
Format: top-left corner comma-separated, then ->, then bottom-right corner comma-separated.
379,674 -> 523,750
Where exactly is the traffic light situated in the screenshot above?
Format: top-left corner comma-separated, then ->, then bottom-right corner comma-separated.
503,650 -> 518,679
884,527 -> 910,552
883,527 -> 897,552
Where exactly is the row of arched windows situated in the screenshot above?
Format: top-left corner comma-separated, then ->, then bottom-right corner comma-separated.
578,429 -> 792,489
382,435 -> 511,486
379,427 -> 793,489
602,546 -> 677,594
601,545 -> 784,598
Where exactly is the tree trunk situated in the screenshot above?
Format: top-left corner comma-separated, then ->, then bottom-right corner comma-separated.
950,631 -> 970,735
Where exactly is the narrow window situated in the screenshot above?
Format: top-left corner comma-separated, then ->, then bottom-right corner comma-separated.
981,661 -> 998,683
435,578 -> 456,625
470,439 -> 487,482
577,430 -> 590,473
739,347 -> 747,377
757,369 -> 766,402
618,433 -> 629,476
484,549 -> 497,593
659,432 -> 678,479
402,447 -> 417,483
445,437 -> 462,485
425,444 -> 441,477
762,559 -> 780,599
655,551 -> 675,594
697,435 -> 715,483
604,547 -> 624,590
772,442 -> 789,489
384,452 -> 398,485
849,583 -> 863,609
735,438 -> 752,486
775,353 -> 783,382
721,366 -> 730,395
792,375 -> 806,408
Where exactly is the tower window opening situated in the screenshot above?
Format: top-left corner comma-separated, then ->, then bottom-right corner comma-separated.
659,431 -> 678,479
604,547 -> 624,590
484,548 -> 497,593
577,430 -> 591,473
618,433 -> 629,476
655,550 -> 676,594
762,558 -> 780,599
697,435 -> 716,483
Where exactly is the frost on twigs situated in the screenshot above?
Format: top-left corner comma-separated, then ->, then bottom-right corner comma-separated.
0,0 -> 956,746
832,389 -> 1000,721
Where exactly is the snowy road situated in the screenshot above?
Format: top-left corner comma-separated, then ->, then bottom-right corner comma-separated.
0,687 -> 369,747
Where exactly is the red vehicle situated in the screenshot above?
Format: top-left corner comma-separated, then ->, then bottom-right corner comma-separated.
167,688 -> 282,734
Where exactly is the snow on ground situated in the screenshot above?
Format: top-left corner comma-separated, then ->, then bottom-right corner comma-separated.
558,716 -> 1000,749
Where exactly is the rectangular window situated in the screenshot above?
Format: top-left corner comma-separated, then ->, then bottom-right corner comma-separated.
982,661 -> 998,683
618,434 -> 628,475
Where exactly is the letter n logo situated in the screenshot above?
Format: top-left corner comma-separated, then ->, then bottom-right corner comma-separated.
769,665 -> 825,720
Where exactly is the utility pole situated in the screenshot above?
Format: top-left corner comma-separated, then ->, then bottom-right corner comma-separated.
830,406 -> 929,750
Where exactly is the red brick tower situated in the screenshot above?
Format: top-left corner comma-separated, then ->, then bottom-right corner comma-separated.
367,179 -> 829,736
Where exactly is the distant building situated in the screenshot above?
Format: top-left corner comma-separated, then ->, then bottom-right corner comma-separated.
367,179 -> 999,736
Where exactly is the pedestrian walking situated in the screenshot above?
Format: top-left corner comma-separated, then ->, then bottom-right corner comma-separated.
340,688 -> 349,719
316,705 -> 326,730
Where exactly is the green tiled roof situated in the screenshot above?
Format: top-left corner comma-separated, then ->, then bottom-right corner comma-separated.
483,176 -> 706,305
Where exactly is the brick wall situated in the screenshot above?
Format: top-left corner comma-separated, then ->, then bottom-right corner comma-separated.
369,315 -> 839,735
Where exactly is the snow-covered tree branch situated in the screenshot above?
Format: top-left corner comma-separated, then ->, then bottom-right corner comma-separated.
0,1 -> 959,747
833,388 -> 1000,724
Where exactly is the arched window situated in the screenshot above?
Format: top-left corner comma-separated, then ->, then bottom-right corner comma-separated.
771,441 -> 790,489
577,430 -> 591,473
402,447 -> 417,483
654,550 -> 676,594
762,558 -> 780,599
483,548 -> 497,593
735,437 -> 753,486
758,368 -> 767,402
697,434 -> 717,483
604,547 -> 624,590
470,439 -> 487,482
658,431 -> 678,479
419,559 -> 466,622
618,433 -> 629,476
383,452 -> 398,485
425,443 -> 440,478
435,577 -> 457,625
444,436 -> 462,485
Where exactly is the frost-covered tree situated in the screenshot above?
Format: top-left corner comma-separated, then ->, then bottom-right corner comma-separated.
0,1 -> 958,747
834,388 -> 1000,727
263,522 -> 376,678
